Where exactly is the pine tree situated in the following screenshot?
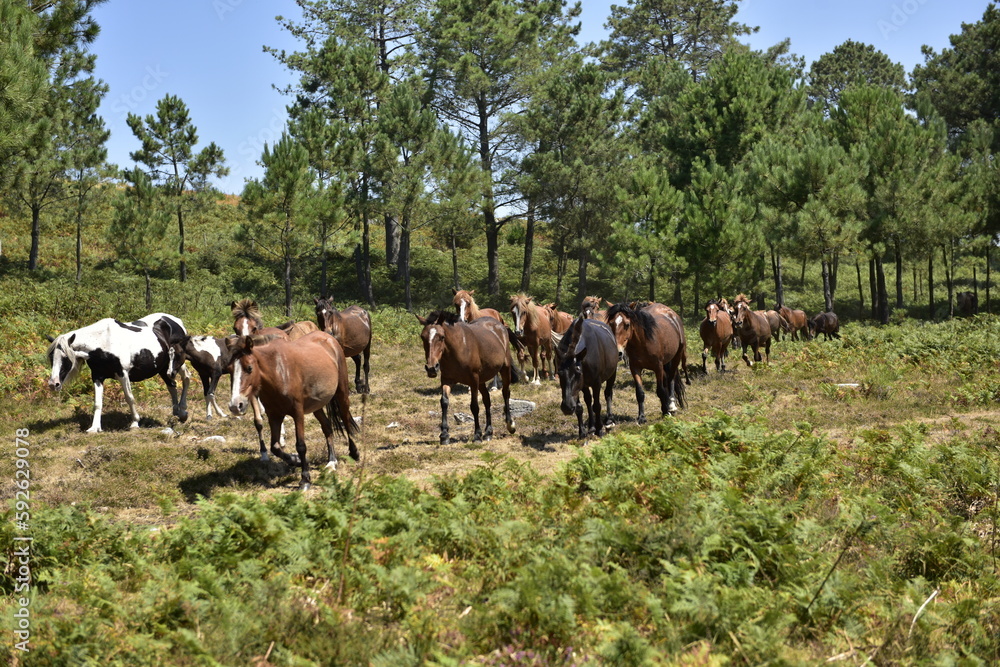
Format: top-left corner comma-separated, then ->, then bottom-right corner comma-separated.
126,94 -> 228,283
807,40 -> 906,111
109,168 -> 172,310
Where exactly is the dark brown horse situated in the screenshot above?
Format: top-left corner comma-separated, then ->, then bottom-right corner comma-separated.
733,298 -> 772,366
808,312 -> 841,341
776,304 -> 810,341
228,331 -> 359,490
417,311 -> 516,445
544,303 -> 574,334
605,302 -> 686,423
580,295 -> 606,320
314,296 -> 372,394
552,316 -> 618,438
700,299 -> 734,372
509,293 -> 553,384
452,289 -> 502,322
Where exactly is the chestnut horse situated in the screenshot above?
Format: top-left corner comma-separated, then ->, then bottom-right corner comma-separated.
452,289 -> 502,322
605,302 -> 686,423
417,311 -> 516,445
776,304 -> 810,341
314,296 -> 372,394
228,331 -> 359,490
700,299 -> 734,372
509,293 -> 553,384
552,316 -> 618,438
733,299 -> 772,366
764,310 -> 790,343
544,303 -> 574,334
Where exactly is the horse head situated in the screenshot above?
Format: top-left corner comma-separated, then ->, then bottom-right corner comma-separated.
580,296 -> 602,319
46,333 -> 83,392
227,335 -> 260,416
452,289 -> 476,322
509,294 -> 534,336
605,304 -> 633,361
555,318 -> 586,416
314,296 -> 340,336
418,311 -> 454,378
705,300 -> 721,325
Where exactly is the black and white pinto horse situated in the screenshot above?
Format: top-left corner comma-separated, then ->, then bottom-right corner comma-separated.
47,313 -> 191,432
182,335 -> 233,420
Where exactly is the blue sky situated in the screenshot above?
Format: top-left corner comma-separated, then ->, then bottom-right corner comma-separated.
90,0 -> 992,194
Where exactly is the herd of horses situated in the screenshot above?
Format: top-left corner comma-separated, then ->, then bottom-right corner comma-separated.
44,290 -> 841,490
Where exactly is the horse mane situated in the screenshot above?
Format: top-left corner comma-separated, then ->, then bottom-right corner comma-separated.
425,310 -> 461,326
606,303 -> 658,341
47,333 -> 83,386
510,293 -> 541,326
733,293 -> 751,307
231,298 -> 264,327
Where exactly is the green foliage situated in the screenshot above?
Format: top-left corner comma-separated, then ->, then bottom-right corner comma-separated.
807,39 -> 907,111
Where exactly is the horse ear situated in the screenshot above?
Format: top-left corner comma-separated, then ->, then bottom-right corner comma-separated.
606,301 -> 615,308
244,335 -> 254,351
452,288 -> 459,295
45,334 -> 55,343
68,333 -> 76,345
469,289 -> 475,295
314,296 -> 322,305
415,314 -> 428,326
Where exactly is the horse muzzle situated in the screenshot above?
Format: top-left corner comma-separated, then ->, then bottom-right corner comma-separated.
425,364 -> 440,378
514,327 -> 524,337
560,400 -> 576,416
229,396 -> 248,416
47,379 -> 61,391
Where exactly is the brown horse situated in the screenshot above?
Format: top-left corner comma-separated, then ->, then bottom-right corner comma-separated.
230,298 -> 317,340
417,311 -> 516,445
228,331 -> 359,490
763,310 -> 790,343
544,303 -> 574,334
509,293 -> 554,384
314,296 -> 372,394
452,289 -> 502,322
776,304 -> 810,341
733,299 -> 772,366
700,299 -> 734,372
580,296 -> 606,320
605,302 -> 686,423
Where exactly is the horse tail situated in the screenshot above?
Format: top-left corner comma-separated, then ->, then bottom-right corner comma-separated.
505,325 -> 526,354
673,362 -> 687,409
326,398 -> 361,437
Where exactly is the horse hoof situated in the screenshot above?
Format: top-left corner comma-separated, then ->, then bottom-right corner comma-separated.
86,427 -> 102,434
129,422 -> 141,430
440,438 -> 450,446
324,460 -> 338,472
260,452 -> 270,463
506,421 -> 516,434
299,482 -> 311,492
637,416 -> 647,425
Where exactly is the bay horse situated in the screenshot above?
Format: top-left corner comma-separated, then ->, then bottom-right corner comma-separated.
231,298 -> 318,339
228,331 -> 359,490
808,312 -> 841,341
544,303 -> 574,334
452,288 -> 502,322
509,293 -> 553,384
776,304 -> 810,341
416,311 -> 517,445
700,299 -> 734,373
46,313 -> 190,432
314,296 -> 372,394
552,316 -> 618,438
580,296 -> 606,321
733,299 -> 772,366
605,302 -> 686,423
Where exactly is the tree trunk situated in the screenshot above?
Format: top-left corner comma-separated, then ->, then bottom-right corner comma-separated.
912,265 -> 918,302
451,228 -> 460,291
284,253 -> 293,318
177,205 -> 186,283
671,270 -> 682,317
830,252 -> 839,301
648,255 -> 656,302
974,265 -> 979,308
144,269 -> 153,311
28,204 -> 41,270
987,245 -> 992,314
800,256 -> 807,285
320,233 -> 329,298
693,271 -> 700,316
821,259 -> 833,312
876,256 -> 889,324
944,243 -> 954,319
555,237 -> 567,306
76,205 -> 83,284
520,203 -> 535,293
894,240 -> 903,309
869,257 -> 878,320
756,253 -> 766,310
855,260 -> 864,309
402,221 -> 413,311
576,232 -> 589,307
385,214 -> 401,275
928,252 -> 935,320
772,246 -> 785,307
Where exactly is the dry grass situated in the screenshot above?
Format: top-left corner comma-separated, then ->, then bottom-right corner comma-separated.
5,320 -> 999,526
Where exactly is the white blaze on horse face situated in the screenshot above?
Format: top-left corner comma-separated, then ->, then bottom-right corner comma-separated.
458,301 -> 468,321
229,359 -> 248,414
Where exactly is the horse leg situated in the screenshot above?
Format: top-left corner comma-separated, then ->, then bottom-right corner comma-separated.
332,385 -> 360,461
530,345 -> 542,385
362,343 -> 371,393
352,354 -> 363,394
292,413 -> 311,491
440,383 -> 452,445
632,368 -> 647,424
742,340 -> 753,367
267,412 -> 300,467
659,364 -> 678,415
208,371 -> 226,419
120,374 -> 142,429
603,377 -> 615,430
701,347 -> 708,373
87,380 -> 105,433
250,393 -> 269,461
501,364 -> 515,434
196,367 -> 213,419
587,384 -> 601,436
313,407 -> 337,472
764,338 -> 771,364
480,380 -> 494,441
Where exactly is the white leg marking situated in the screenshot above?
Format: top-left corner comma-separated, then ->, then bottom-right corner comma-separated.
88,382 -> 104,433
